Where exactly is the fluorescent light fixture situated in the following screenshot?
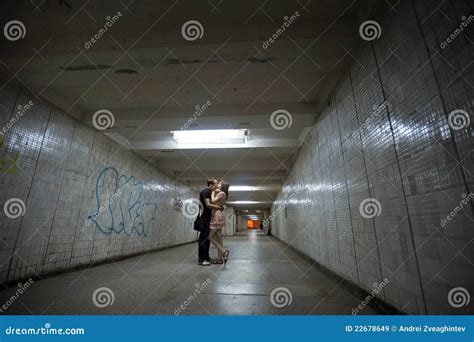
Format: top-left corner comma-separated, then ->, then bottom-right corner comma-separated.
227,201 -> 272,205
229,185 -> 280,192
229,201 -> 258,204
229,185 -> 256,191
172,129 -> 247,145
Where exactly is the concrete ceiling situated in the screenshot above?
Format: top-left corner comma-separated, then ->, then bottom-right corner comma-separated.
0,0 -> 378,208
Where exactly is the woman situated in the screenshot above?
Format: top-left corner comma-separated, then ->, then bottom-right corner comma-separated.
209,180 -> 230,264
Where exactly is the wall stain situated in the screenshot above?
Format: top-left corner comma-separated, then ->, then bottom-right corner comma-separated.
61,64 -> 112,71
0,135 -> 20,175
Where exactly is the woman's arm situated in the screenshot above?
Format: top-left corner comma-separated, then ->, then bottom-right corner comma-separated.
211,190 -> 218,203
204,198 -> 222,210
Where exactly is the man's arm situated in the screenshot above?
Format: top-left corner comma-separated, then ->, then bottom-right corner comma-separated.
204,198 -> 223,210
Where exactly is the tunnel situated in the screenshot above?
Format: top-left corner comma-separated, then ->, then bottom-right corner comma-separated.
0,0 -> 473,319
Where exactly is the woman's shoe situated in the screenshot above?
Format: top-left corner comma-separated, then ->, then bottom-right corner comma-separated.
223,250 -> 230,264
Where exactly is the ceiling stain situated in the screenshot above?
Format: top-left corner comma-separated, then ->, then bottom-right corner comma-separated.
167,58 -> 203,65
248,57 -> 276,63
115,69 -> 138,74
61,64 -> 112,71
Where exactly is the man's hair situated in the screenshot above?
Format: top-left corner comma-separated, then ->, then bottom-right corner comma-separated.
207,178 -> 217,187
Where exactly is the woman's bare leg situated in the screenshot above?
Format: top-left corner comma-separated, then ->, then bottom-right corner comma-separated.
216,229 -> 224,260
209,229 -> 225,258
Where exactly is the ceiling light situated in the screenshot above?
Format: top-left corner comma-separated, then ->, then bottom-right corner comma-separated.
172,129 -> 247,145
229,185 -> 279,192
229,185 -> 256,191
229,201 -> 258,204
226,201 -> 271,205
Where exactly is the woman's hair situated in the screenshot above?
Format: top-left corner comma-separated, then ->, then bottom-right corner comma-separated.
220,180 -> 230,200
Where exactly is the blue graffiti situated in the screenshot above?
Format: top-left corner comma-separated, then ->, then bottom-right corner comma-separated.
87,167 -> 158,237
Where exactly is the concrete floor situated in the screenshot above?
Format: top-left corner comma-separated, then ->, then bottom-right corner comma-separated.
0,230 -> 380,315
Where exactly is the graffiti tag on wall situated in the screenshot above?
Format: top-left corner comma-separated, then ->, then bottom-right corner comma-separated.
87,167 -> 158,237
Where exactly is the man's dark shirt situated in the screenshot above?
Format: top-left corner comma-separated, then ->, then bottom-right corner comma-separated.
199,188 -> 212,221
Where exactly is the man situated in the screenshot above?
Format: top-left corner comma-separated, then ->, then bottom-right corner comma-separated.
198,178 -> 222,266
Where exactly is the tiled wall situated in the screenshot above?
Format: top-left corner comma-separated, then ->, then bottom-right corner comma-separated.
0,84 -> 198,283
271,0 -> 473,314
